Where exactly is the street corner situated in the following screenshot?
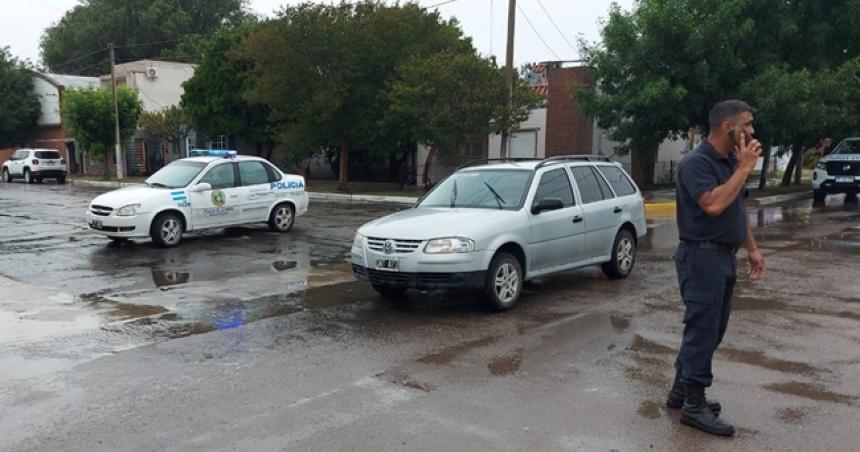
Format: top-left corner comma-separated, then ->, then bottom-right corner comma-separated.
645,201 -> 677,218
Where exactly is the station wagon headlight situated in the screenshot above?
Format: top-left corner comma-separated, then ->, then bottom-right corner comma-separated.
352,232 -> 366,249
424,237 -> 475,254
116,204 -> 141,216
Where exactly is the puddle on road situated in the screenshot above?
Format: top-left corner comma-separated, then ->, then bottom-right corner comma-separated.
764,382 -> 856,404
151,270 -> 190,287
418,336 -> 501,365
273,260 -> 298,271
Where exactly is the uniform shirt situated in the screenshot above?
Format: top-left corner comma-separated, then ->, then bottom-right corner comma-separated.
676,140 -> 748,247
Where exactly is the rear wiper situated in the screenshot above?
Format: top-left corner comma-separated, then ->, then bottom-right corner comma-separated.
483,181 -> 506,209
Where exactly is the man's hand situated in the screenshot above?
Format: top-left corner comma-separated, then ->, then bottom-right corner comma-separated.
747,250 -> 766,280
736,133 -> 763,172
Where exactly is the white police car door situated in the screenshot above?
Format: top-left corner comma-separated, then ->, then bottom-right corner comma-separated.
189,162 -> 243,229
237,161 -> 276,222
529,168 -> 586,272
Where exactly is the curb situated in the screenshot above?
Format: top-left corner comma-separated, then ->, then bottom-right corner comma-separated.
752,191 -> 812,206
645,202 -> 676,218
69,178 -> 139,188
309,192 -> 417,205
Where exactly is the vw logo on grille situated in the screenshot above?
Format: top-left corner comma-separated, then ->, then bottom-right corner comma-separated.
382,240 -> 396,255
844,164 -> 852,172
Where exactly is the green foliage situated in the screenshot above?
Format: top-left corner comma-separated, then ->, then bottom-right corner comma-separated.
60,87 -> 143,162
40,0 -> 250,75
139,105 -> 188,152
0,48 -> 40,148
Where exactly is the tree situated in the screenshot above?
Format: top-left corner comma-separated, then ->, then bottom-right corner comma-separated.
240,2 -> 472,191
60,87 -> 142,177
387,51 -> 540,187
0,47 -> 40,148
40,0 -> 250,75
180,27 -> 276,159
577,0 -> 860,186
139,105 -> 189,158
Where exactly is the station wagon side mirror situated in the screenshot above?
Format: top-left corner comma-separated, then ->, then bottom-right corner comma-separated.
532,198 -> 564,215
190,182 -> 212,193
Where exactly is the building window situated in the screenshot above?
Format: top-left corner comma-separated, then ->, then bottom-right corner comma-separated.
209,135 -> 228,150
461,141 -> 482,159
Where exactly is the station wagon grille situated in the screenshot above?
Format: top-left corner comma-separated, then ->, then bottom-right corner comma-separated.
366,237 -> 423,254
90,205 -> 114,216
826,161 -> 860,176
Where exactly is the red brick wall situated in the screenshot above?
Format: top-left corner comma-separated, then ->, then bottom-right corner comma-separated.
545,66 -> 594,157
0,148 -> 14,168
30,126 -> 70,162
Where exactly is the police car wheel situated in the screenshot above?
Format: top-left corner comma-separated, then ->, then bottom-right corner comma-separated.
482,252 -> 523,312
150,213 -> 183,248
268,203 -> 295,232
372,284 -> 408,299
602,228 -> 636,280
813,190 -> 826,202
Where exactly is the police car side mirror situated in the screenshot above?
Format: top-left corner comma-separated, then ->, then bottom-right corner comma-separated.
190,182 -> 212,192
532,198 -> 564,215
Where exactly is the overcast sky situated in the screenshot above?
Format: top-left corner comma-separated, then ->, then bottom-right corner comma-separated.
1,0 -> 635,70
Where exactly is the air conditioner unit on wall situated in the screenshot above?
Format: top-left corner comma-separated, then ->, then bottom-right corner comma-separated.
145,67 -> 158,79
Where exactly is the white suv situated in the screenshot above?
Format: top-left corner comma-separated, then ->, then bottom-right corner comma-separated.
813,137 -> 860,202
87,150 -> 308,247
2,148 -> 68,184
351,156 -> 647,311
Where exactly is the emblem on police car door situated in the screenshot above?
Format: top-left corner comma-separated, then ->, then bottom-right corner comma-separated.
211,190 -> 227,207
383,240 -> 395,255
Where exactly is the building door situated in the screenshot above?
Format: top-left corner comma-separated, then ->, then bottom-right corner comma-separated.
65,142 -> 79,173
509,131 -> 538,158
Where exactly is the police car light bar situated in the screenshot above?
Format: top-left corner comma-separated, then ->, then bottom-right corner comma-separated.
189,149 -> 238,158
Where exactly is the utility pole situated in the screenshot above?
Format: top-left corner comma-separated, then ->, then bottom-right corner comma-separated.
109,42 -> 124,180
499,0 -> 516,158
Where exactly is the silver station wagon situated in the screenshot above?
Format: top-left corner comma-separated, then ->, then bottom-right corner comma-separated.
351,156 -> 647,311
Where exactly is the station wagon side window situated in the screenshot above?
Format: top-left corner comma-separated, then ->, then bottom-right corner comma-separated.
200,163 -> 237,189
534,168 -> 575,207
597,165 -> 637,197
238,161 -> 270,186
571,166 -> 613,204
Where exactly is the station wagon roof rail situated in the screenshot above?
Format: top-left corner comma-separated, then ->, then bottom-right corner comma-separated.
457,157 -> 541,170
535,154 -> 613,170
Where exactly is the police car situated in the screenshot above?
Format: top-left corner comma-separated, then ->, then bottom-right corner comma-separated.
86,150 -> 308,247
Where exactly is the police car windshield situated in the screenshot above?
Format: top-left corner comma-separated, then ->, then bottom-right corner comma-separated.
832,140 -> 860,155
145,161 -> 207,188
419,170 -> 531,210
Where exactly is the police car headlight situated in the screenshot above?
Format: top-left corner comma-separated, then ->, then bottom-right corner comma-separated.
116,204 -> 141,216
352,232 -> 366,249
424,237 -> 475,254
815,162 -> 826,170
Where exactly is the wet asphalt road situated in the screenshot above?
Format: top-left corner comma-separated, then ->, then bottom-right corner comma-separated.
1,181 -> 859,451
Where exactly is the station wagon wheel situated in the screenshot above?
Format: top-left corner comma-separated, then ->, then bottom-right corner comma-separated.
24,169 -> 32,184
482,252 -> 523,312
268,203 -> 295,232
602,228 -> 636,280
2,168 -> 11,183
150,213 -> 183,248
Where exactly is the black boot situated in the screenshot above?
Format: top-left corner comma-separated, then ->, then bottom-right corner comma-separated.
680,384 -> 735,437
666,374 -> 722,415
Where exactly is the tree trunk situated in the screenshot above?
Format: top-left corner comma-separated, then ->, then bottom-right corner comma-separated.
337,144 -> 349,192
793,148 -> 804,185
264,142 -> 275,161
781,144 -> 802,186
758,145 -> 770,190
423,145 -> 437,189
630,143 -> 657,187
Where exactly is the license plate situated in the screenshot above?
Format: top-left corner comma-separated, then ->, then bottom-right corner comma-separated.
90,220 -> 103,229
375,258 -> 399,271
836,176 -> 854,183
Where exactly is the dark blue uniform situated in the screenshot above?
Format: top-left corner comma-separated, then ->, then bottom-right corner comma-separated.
674,141 -> 748,387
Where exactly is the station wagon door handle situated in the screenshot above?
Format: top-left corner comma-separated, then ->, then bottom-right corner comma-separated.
572,216 -> 583,223
613,207 -> 622,214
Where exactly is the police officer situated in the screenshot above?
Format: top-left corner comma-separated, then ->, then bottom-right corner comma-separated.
665,100 -> 767,436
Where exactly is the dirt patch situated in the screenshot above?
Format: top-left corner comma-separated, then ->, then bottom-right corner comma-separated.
637,400 -> 663,419
718,347 -> 820,375
630,335 -> 676,355
417,336 -> 500,365
764,382 -> 855,404
383,372 -> 435,393
777,407 -> 809,425
488,352 -> 522,376
609,313 -> 632,331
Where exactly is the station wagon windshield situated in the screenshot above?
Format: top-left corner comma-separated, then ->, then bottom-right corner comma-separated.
419,170 -> 532,210
144,161 -> 207,188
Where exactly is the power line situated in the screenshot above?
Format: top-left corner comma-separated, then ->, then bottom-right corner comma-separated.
49,47 -> 107,71
115,39 -> 184,49
425,0 -> 459,8
534,0 -> 577,54
516,2 -> 561,60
